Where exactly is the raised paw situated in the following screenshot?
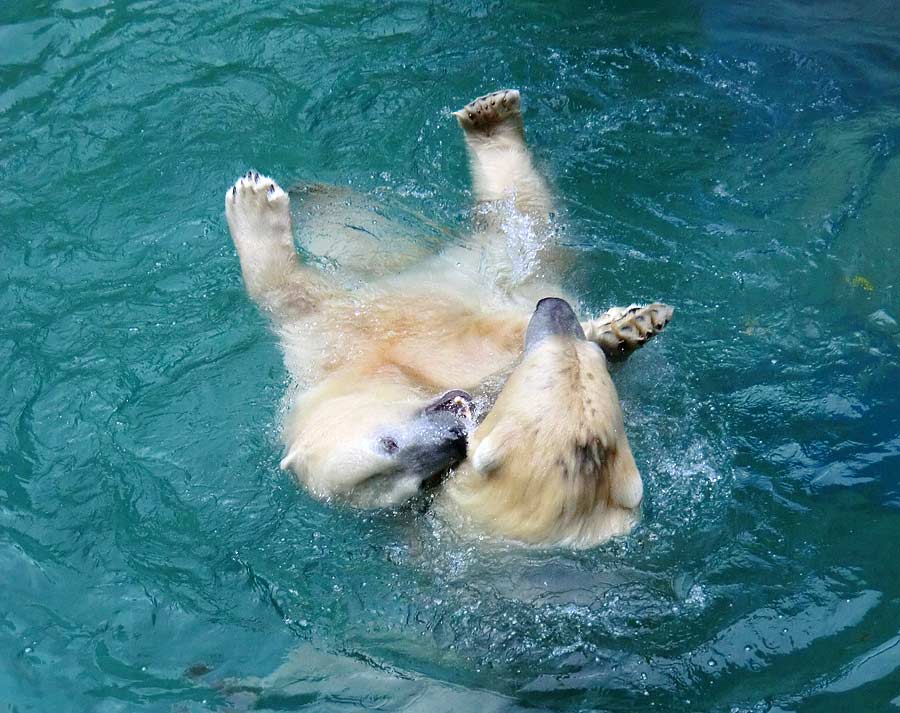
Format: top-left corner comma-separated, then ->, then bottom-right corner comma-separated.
224,170 -> 291,247
584,303 -> 674,361
453,89 -> 522,133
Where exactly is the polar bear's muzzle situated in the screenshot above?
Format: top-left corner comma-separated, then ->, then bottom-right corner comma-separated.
392,390 -> 472,484
525,297 -> 586,352
419,389 -> 473,464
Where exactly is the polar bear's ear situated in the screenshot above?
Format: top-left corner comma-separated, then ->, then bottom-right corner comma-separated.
280,442 -> 304,471
472,434 -> 505,476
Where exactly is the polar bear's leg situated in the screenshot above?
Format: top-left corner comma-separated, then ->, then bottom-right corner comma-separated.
225,172 -> 334,321
454,89 -> 553,218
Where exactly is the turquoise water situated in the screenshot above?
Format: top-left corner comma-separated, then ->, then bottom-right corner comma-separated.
3,0 -> 900,710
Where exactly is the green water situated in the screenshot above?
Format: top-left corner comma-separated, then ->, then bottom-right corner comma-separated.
3,1 -> 900,711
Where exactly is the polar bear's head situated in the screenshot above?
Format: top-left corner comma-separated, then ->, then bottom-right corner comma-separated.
280,375 -> 471,508
446,298 -> 643,547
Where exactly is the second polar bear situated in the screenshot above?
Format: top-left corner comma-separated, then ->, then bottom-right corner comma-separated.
225,89 -> 672,542
438,296 -> 646,546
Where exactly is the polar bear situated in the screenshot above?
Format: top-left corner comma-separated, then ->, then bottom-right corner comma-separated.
224,89 -> 672,518
438,297 -> 645,547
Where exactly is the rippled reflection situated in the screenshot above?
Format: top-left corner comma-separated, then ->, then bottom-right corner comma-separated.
1,0 -> 899,710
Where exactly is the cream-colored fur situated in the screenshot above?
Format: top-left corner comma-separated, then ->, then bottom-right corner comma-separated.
439,325 -> 643,548
224,90 -> 671,524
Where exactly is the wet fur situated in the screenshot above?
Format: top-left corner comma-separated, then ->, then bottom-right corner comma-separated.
224,90 -> 670,535
441,335 -> 642,547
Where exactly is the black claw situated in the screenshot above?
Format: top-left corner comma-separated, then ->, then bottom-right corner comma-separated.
232,185 -> 236,197
253,172 -> 259,182
267,184 -> 275,194
246,170 -> 252,178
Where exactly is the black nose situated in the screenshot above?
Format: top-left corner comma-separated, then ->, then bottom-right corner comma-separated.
525,297 -> 586,351
447,424 -> 468,461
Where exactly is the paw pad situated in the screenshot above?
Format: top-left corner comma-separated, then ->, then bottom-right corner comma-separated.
454,89 -> 521,132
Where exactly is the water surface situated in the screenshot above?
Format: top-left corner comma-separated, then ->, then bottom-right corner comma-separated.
2,1 -> 899,711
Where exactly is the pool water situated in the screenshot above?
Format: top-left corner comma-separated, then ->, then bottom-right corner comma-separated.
2,1 -> 899,711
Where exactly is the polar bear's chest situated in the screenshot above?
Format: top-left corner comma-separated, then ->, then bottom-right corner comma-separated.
387,332 -> 520,393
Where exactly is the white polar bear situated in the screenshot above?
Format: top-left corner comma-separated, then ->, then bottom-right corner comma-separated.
438,296 -> 648,547
224,90 -> 672,542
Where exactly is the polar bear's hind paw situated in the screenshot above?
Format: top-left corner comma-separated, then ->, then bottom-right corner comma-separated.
454,89 -> 522,133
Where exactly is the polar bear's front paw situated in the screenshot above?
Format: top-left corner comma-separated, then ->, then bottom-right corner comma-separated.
585,303 -> 674,362
454,89 -> 521,133
225,171 -> 291,249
